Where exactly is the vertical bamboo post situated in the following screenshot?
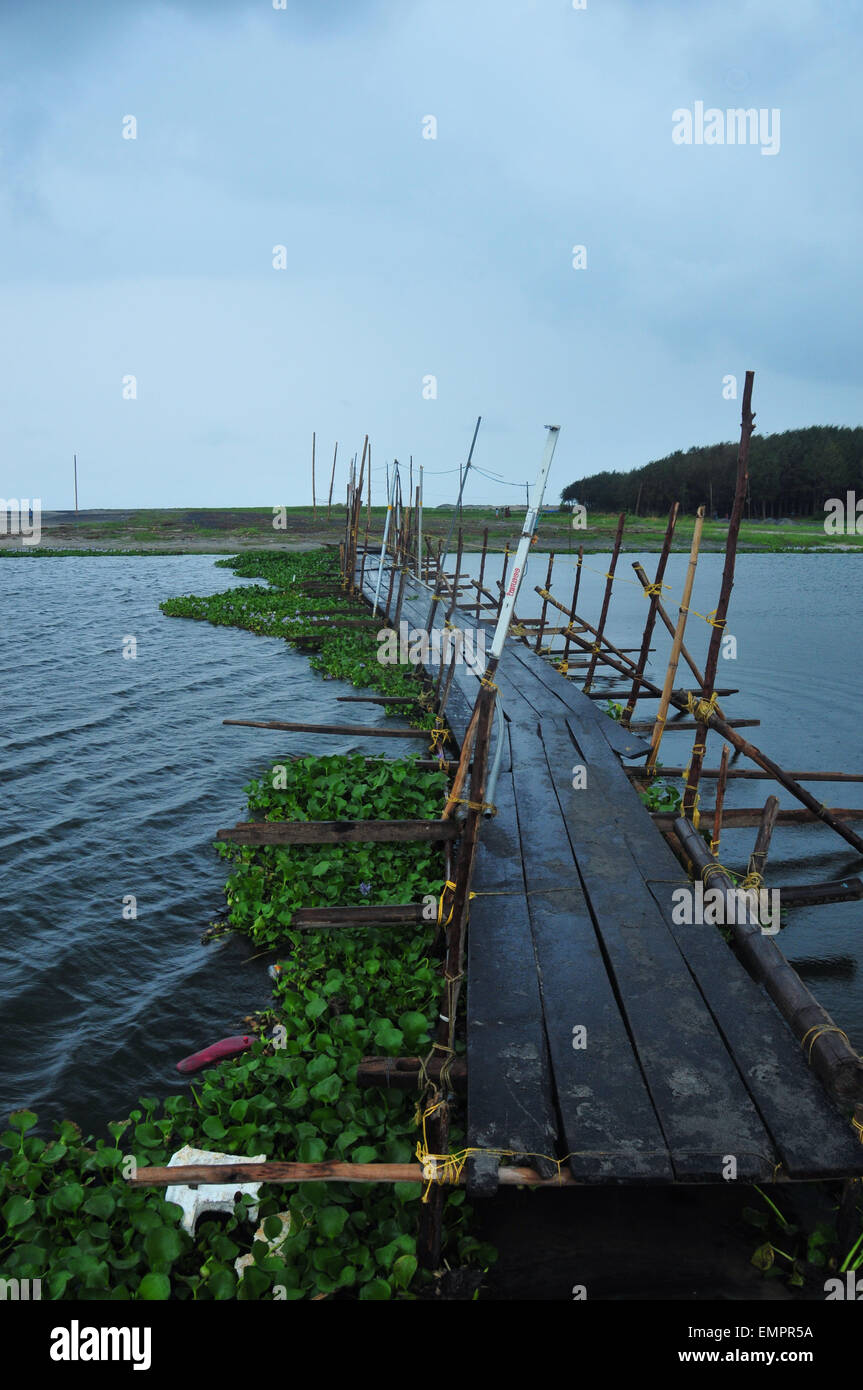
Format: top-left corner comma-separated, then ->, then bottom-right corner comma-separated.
682,371 -> 755,821
622,503 -> 680,726
311,431 -> 316,519
747,795 -> 780,881
647,506 -> 706,772
475,527 -> 488,618
559,547 -> 584,673
327,441 -> 338,519
417,467 -> 423,579
366,443 -> 371,529
534,552 -> 555,652
711,744 -> 730,853
583,512 -> 625,693
496,545 -> 510,621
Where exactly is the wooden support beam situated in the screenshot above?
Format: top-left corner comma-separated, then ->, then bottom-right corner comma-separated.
292,904 -> 426,928
357,1056 -> 468,1090
654,807 -> 863,830
129,1161 -> 575,1189
627,768 -> 863,783
630,718 -> 760,733
217,819 -> 459,846
748,795 -> 780,880
777,879 -> 863,908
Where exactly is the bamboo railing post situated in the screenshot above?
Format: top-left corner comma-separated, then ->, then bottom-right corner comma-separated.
558,547 -> 583,673
647,506 -> 705,771
311,431 -> 316,519
583,512 -> 625,692
683,371 -> 755,820
747,795 -> 780,881
631,561 -> 726,718
476,527 -> 488,618
623,503 -> 679,725
496,545 -> 510,621
711,744 -> 730,853
534,552 -> 555,652
327,441 -> 338,519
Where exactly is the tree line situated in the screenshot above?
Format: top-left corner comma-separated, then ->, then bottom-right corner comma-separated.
560,425 -> 863,518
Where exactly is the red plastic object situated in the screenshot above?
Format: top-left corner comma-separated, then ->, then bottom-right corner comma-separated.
176,1035 -> 255,1074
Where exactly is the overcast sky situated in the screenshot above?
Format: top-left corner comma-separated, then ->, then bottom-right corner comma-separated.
1,0 -> 860,509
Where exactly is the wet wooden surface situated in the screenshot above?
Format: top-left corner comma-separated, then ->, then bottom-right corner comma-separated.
359,561 -> 863,1184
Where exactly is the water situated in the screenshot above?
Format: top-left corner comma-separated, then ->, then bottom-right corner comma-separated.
0,555 -> 418,1136
2,551 -> 861,1139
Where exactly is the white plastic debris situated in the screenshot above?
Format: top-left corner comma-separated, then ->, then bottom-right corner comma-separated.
234,1210 -> 292,1282
164,1145 -> 266,1235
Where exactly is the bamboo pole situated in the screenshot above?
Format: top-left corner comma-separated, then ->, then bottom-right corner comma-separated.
623,503 -> 679,725
311,431 -> 316,519
327,441 -> 338,518
747,794 -> 780,880
631,560 -> 725,716
711,744 -> 730,853
673,816 -> 863,1103
558,547 -> 583,673
534,553 -> 555,652
584,512 -> 625,692
647,506 -> 705,771
476,527 -> 488,619
683,371 -> 755,820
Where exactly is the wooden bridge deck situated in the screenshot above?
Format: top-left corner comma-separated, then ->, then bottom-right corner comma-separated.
360,565 -> 863,1186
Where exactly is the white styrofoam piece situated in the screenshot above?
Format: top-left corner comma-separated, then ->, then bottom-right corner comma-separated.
164,1145 -> 266,1235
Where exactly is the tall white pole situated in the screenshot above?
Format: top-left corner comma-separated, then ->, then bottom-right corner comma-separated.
489,426 -> 559,661
372,464 -> 399,617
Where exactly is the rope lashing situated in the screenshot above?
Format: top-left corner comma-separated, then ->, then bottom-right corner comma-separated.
800,1024 -> 852,1063
428,721 -> 449,755
436,879 -> 457,926
740,870 -> 764,892
852,1114 -> 863,1145
445,795 -> 497,816
642,580 -> 671,597
685,690 -> 720,723
701,861 -> 732,887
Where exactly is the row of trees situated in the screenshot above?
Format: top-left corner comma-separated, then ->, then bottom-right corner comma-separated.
560,426 -> 863,518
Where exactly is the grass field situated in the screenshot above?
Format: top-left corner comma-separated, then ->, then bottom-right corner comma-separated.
2,505 -> 861,555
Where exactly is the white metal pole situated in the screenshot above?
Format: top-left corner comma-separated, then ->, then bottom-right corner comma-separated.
372,464 -> 399,617
488,426 -> 560,661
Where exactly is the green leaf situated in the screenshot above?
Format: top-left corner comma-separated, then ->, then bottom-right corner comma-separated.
9,1110 -> 38,1134
359,1277 -> 392,1300
51,1183 -> 85,1213
144,1225 -> 184,1266
392,1254 -> 418,1289
137,1272 -> 171,1300
319,1206 -> 348,1239
84,1190 -> 116,1219
2,1195 -> 34,1229
202,1116 -> 227,1140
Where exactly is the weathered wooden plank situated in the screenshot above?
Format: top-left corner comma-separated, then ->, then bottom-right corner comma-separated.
503,642 -> 652,760
217,819 -> 459,845
507,723 -> 673,1182
540,720 -> 777,1181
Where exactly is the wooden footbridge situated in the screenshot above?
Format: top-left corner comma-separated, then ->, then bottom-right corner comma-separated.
134,385 -> 863,1272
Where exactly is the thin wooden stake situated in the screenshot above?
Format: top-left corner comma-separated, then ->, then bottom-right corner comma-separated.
623,503 -> 679,725
584,512 -> 625,692
711,744 -> 730,853
647,506 -> 705,771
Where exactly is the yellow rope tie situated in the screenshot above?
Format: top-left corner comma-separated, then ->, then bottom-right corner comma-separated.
800,1024 -> 851,1063
685,691 -> 720,723
436,880 -> 457,927
709,838 -> 721,855
852,1114 -> 863,1145
428,722 -> 450,755
510,624 -> 528,637
556,660 -> 569,675
643,581 -> 671,597
445,796 -> 497,816
604,572 -> 615,581
740,870 -> 763,892
480,676 -> 499,691
701,861 -> 731,886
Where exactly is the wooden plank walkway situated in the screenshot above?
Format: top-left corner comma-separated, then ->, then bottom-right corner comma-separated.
360,562 -> 863,1185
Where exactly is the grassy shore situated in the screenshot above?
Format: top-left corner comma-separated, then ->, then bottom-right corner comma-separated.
2,505 -> 861,555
